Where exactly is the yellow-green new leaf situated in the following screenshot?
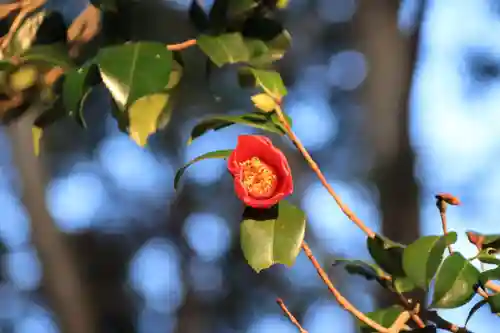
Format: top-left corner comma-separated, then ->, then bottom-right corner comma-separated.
197,33 -> 250,67
251,93 -> 276,112
32,126 -> 42,156
128,94 -> 169,147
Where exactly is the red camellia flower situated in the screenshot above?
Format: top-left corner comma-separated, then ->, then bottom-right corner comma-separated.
228,135 -> 293,209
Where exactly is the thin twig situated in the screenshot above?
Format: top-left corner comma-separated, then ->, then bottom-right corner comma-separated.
167,39 -> 196,51
276,298 -> 308,333
0,0 -> 46,50
301,241 -> 388,333
394,293 -> 425,328
274,104 -> 375,238
0,2 -> 21,20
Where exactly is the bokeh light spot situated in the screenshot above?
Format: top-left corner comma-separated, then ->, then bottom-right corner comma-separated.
128,238 -> 184,313
98,135 -> 173,199
328,50 -> 367,91
302,181 -> 380,255
47,171 -> 106,232
0,190 -> 30,249
286,97 -> 338,151
316,0 -> 357,23
183,213 -> 231,261
304,299 -> 354,333
14,305 -> 58,333
246,314 -> 296,333
4,246 -> 42,291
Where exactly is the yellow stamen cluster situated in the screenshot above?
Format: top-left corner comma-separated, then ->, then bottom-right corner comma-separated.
240,157 -> 278,199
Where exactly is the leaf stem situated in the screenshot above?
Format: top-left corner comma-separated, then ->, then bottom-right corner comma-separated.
276,298 -> 308,333
274,104 -> 375,238
167,39 -> 197,51
301,241 -> 389,333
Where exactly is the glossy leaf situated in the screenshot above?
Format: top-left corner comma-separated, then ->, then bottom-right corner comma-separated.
240,201 -> 306,273
245,30 -> 291,66
197,33 -> 250,67
97,42 -> 173,110
19,44 -> 73,69
62,64 -> 100,126
333,259 -> 388,282
188,112 -> 285,144
128,94 -> 170,147
32,126 -> 42,156
393,277 -> 417,293
465,299 -> 488,327
476,248 -> 500,265
239,67 -> 287,99
359,306 -> 404,333
479,266 -> 500,285
166,60 -> 183,90
367,234 -> 406,277
402,232 -> 457,289
431,253 -> 480,309
174,149 -> 232,189
488,294 -> 500,313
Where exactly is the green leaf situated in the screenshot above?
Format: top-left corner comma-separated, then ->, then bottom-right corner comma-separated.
240,201 -> 306,273
402,232 -> 457,289
359,306 -> 404,332
166,60 -> 183,90
476,248 -> 500,265
32,126 -> 42,156
19,44 -> 73,69
62,64 -> 100,127
188,112 -> 286,144
431,252 -> 480,309
393,276 -> 417,293
333,259 -> 388,281
188,0 -> 209,32
367,234 -> 406,277
97,42 -> 173,110
239,67 -> 287,99
479,266 -> 500,285
174,149 -> 232,189
245,30 -> 291,66
128,94 -> 170,147
270,110 -> 292,132
197,33 -> 250,67
488,294 -> 500,313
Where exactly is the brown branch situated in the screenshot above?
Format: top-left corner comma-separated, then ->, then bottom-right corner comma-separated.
276,298 -> 308,333
167,39 -> 196,51
393,293 -> 425,328
435,193 -> 461,254
274,104 -> 376,238
301,241 -> 388,332
0,0 -> 46,50
0,2 -> 21,20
